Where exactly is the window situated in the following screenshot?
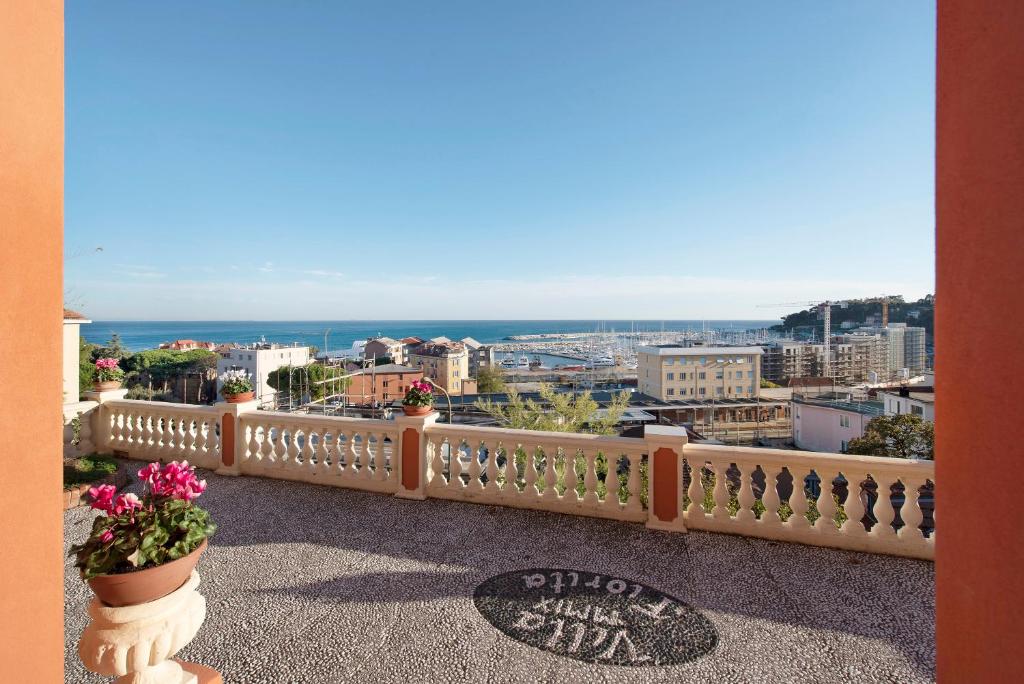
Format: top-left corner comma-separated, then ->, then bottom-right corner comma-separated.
748,386 -> 754,393
748,371 -> 754,379
716,387 -> 724,396
912,405 -> 924,416
667,388 -> 675,396
840,415 -> 850,428
667,372 -> 674,380
841,440 -> 849,452
698,372 -> 706,380
699,387 -> 706,396
665,358 -> 674,365
715,371 -> 724,379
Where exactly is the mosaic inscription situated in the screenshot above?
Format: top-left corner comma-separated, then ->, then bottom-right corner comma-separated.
473,569 -> 718,667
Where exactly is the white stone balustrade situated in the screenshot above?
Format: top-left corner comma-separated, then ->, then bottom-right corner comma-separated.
83,394 -> 935,560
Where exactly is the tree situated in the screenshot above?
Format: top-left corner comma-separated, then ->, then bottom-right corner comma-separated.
476,366 -> 507,394
475,383 -> 629,436
846,414 -> 934,460
79,337 -> 98,394
92,333 -> 128,362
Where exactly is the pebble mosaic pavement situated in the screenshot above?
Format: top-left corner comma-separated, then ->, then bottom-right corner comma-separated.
64,463 -> 935,683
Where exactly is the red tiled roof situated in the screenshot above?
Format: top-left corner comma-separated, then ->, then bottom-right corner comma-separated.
63,308 -> 88,320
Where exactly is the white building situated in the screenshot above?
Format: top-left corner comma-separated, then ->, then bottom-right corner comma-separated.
792,392 -> 885,453
62,308 -> 91,402
217,343 -> 311,405
879,387 -> 935,422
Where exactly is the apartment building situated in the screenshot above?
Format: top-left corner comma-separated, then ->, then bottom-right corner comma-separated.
637,345 -> 762,401
460,337 -> 495,376
762,341 -> 824,383
216,343 -> 311,404
832,333 -> 889,384
344,364 -> 423,407
408,341 -> 470,395
879,386 -> 935,422
858,323 -> 928,377
363,337 -> 405,364
792,392 -> 884,453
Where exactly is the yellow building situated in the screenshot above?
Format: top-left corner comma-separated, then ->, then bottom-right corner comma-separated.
637,345 -> 763,401
408,342 -> 470,395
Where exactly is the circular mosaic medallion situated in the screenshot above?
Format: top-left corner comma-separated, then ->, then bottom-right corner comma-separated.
473,568 -> 718,667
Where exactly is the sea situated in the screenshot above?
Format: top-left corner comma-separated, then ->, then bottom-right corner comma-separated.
82,320 -> 779,356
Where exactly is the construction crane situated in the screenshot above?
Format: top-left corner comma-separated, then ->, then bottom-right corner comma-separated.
758,296 -> 897,378
757,300 -> 850,378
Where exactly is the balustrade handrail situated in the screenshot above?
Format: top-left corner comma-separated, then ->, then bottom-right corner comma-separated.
684,442 -> 935,476
239,410 -> 398,432
424,422 -> 646,450
103,399 -> 221,415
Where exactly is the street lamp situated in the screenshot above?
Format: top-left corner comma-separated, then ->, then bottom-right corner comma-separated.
424,377 -> 452,424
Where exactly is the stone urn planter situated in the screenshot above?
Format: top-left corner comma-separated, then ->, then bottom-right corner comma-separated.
93,380 -> 122,391
88,538 -> 208,607
223,390 -> 255,403
402,404 -> 432,416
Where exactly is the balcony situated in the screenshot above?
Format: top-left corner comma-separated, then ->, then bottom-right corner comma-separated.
63,395 -> 935,681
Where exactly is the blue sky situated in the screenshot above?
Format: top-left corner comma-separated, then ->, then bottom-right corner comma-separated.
66,1 -> 936,320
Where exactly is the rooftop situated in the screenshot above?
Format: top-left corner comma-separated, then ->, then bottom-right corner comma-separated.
638,345 -> 765,357
351,363 -> 422,375
63,465 -> 935,683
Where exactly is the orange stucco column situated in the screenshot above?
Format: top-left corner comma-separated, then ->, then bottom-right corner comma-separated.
401,427 -> 420,491
0,0 -> 65,679
221,413 -> 235,467
652,448 -> 680,523
936,1 -> 1024,679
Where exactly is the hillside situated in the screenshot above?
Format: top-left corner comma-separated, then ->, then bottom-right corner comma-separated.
770,296 -> 934,337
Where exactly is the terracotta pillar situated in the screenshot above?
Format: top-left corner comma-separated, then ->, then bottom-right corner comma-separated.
644,426 -> 688,532
937,1 -> 1024,679
214,399 -> 259,476
394,412 -> 439,500
0,0 -> 65,678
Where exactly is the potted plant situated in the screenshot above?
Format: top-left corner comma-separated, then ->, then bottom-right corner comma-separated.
93,357 -> 124,391
402,379 -> 435,416
70,460 -> 216,607
219,368 -> 255,403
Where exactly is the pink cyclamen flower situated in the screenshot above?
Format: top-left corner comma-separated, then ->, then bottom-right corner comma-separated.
111,492 -> 143,516
99,529 -> 115,544
87,484 -> 117,513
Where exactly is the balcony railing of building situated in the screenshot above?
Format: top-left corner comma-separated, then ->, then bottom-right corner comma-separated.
69,389 -> 935,561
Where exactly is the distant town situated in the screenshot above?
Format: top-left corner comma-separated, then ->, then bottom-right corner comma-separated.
66,295 -> 934,455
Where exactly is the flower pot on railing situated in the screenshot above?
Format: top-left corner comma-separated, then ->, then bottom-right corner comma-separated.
402,404 -> 432,416
402,379 -> 435,416
93,357 -> 124,392
219,368 -> 254,404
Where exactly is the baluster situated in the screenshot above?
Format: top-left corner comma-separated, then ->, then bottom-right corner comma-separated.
524,447 -> 539,497
140,414 -> 153,458
284,426 -> 298,468
898,477 -> 925,542
333,431 -> 347,474
182,416 -> 195,459
840,470 -> 866,537
316,431 -> 330,474
110,410 -> 124,449
815,469 -> 839,534
710,460 -> 730,519
735,464 -> 756,523
468,438 -> 484,491
686,459 -> 705,516
541,447 -> 558,500
605,452 -> 621,507
624,452 -> 642,514
372,433 -> 386,480
760,464 -> 781,524
359,432 -> 374,479
870,474 -> 898,539
245,421 -> 258,465
429,436 -> 445,486
583,450 -> 599,506
483,440 -> 498,495
270,424 -> 285,467
788,467 -> 811,531
302,429 -> 316,472
446,439 -> 463,488
563,448 -> 579,502
503,443 -> 518,495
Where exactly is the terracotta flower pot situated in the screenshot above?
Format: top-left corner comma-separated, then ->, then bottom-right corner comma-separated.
87,539 -> 208,607
224,390 -> 255,403
93,380 -> 122,391
402,405 -> 433,416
